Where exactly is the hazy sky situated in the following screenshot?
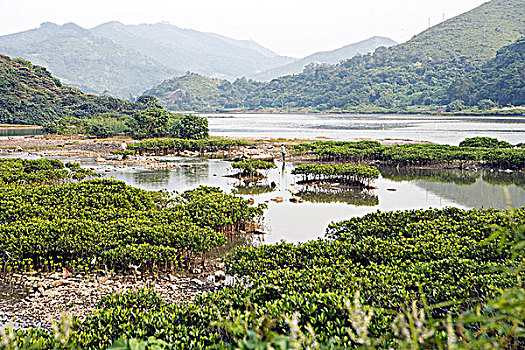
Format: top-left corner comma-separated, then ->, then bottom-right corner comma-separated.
0,0 -> 489,58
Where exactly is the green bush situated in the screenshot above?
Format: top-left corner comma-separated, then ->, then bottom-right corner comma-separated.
459,136 -> 512,148
169,114 -> 209,140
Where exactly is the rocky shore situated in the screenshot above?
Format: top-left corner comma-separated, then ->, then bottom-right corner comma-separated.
0,269 -> 228,329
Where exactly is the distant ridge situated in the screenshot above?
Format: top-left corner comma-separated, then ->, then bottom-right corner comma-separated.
145,0 -> 525,112
0,21 -> 294,97
251,36 -> 397,81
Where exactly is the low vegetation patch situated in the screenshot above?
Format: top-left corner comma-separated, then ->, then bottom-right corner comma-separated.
292,163 -> 380,187
0,160 -> 265,274
231,159 -> 276,177
294,138 -> 525,169
3,207 -> 523,349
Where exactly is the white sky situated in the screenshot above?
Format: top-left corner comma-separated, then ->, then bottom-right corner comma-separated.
0,0 -> 490,58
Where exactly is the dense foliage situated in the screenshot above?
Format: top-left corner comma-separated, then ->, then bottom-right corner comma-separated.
42,107 -> 209,140
293,140 -> 525,169
459,136 -> 513,148
0,55 -> 168,125
231,159 -> 276,176
466,38 -> 525,107
4,207 -> 523,349
0,158 -> 96,186
169,114 -> 209,140
0,176 -> 264,273
292,163 -> 380,186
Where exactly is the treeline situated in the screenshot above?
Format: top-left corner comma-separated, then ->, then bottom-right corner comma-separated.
148,37 -> 525,113
44,107 -> 209,140
0,55 -> 161,125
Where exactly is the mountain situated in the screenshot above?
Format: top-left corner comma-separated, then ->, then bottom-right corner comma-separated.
147,0 -> 525,112
0,22 -> 176,97
90,21 -> 294,80
0,21 -> 294,97
0,55 -> 152,125
251,36 -> 397,81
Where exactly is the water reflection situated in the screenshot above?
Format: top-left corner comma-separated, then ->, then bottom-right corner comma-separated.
234,183 -> 276,195
296,188 -> 379,206
0,127 -> 43,138
380,167 -> 479,186
380,166 -> 525,209
131,169 -> 171,187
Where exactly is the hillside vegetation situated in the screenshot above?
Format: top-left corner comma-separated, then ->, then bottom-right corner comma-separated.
0,55 -> 153,125
147,0 -> 525,113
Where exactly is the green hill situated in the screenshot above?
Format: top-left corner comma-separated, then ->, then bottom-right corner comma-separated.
143,73 -> 263,112
0,55 -> 150,125
146,0 -> 525,112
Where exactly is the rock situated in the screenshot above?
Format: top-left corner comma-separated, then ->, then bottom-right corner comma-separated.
387,188 -> 397,192
214,271 -> 226,281
192,279 -> 204,286
289,197 -> 300,203
168,274 -> 177,282
271,197 -> 284,203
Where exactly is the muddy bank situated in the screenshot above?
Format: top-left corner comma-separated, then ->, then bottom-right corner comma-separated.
0,135 -> 426,159
0,135 -> 123,158
0,269 -> 228,329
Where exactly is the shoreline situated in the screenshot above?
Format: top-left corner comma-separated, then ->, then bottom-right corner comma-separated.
189,110 -> 525,117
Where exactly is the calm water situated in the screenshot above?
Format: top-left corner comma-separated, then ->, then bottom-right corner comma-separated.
3,153 -> 525,243
0,127 -> 43,139
205,114 -> 525,145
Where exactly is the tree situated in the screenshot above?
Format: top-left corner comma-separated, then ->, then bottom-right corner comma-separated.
135,95 -> 163,110
446,99 -> 466,112
478,99 -> 497,110
128,108 -> 170,139
170,114 -> 209,140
